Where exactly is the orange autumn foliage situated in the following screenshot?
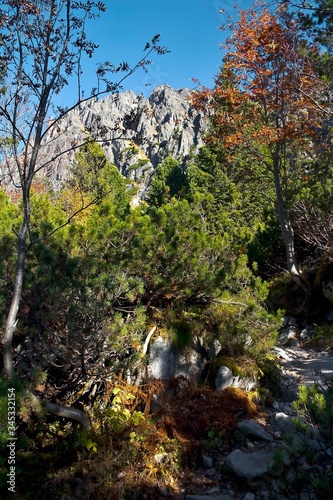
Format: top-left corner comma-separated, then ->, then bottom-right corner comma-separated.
193,8 -> 328,158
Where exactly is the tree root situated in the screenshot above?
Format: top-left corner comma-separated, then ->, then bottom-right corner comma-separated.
30,393 -> 91,429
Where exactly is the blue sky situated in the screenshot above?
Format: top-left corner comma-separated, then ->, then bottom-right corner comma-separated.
56,0 -> 253,107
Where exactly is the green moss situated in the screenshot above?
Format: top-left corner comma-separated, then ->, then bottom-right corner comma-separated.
138,158 -> 149,166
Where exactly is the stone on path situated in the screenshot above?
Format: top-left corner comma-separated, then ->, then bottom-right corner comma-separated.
224,449 -> 274,479
271,412 -> 295,434
243,493 -> 256,500
237,419 -> 273,442
186,495 -> 231,500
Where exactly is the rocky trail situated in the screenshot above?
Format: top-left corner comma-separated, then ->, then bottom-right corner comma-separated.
178,343 -> 333,500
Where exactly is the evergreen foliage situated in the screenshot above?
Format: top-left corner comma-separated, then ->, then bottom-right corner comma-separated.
1,1 -> 333,497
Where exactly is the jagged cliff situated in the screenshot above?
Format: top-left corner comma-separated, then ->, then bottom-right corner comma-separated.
39,84 -> 207,195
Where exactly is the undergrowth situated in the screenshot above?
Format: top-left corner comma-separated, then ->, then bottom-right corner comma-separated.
0,378 -> 259,499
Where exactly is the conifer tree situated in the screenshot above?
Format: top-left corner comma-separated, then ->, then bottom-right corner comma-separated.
0,0 -> 166,426
194,7 -> 330,288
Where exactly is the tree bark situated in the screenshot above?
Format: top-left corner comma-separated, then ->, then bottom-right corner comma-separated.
272,154 -> 308,290
3,223 -> 28,382
2,216 -> 91,428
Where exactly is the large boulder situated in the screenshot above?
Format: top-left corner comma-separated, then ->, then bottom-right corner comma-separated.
148,336 -> 205,382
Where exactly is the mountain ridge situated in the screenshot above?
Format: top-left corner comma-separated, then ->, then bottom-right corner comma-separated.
40,84 -> 208,196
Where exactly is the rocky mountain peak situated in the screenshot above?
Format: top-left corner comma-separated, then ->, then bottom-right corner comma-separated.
38,84 -> 208,195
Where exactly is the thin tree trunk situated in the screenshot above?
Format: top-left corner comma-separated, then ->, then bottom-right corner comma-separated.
3,222 -> 28,382
272,155 -> 308,290
2,200 -> 90,428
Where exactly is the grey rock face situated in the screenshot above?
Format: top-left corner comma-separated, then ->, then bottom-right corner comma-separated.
148,336 -> 174,380
33,85 -> 207,194
148,336 -> 205,381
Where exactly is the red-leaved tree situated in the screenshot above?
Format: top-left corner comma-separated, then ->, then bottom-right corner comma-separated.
194,6 -> 330,288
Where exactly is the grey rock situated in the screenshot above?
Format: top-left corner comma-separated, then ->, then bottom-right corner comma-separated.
271,412 -> 296,434
237,420 -> 273,442
16,85 -> 208,196
277,402 -> 292,415
153,452 -> 168,464
207,338 -> 223,359
323,280 -> 333,304
300,328 -> 311,340
243,494 -> 256,500
206,486 -> 222,494
148,336 -> 174,380
215,366 -> 233,390
280,388 -> 299,402
148,336 -> 206,381
175,348 -> 206,380
186,496 -> 231,500
202,454 -> 214,468
224,449 -> 274,479
215,366 -> 257,391
278,326 -> 299,346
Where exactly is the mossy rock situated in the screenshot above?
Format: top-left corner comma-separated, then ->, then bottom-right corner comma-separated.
203,355 -> 260,388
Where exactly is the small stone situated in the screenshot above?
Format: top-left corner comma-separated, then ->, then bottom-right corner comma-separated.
237,419 -> 273,442
278,326 -> 299,346
202,454 -> 214,469
300,328 -> 311,340
207,485 -> 221,494
271,412 -> 295,434
300,460 -> 312,471
186,495 -> 231,500
244,493 -> 256,500
154,452 -> 168,464
215,365 -> 233,390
